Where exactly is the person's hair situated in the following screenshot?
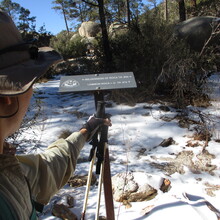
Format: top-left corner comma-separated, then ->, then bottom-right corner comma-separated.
0,77 -> 22,94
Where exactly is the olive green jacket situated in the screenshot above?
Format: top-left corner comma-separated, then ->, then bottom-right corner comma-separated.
0,132 -> 86,220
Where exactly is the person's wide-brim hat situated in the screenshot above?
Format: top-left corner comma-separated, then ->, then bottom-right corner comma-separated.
0,10 -> 63,96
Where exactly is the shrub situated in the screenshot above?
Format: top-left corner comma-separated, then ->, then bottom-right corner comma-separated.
69,34 -> 87,58
109,14 -> 173,102
50,31 -> 73,59
109,12 -> 219,106
50,31 -> 87,59
156,35 -> 219,107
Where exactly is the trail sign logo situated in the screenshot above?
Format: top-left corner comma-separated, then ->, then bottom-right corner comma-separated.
59,72 -> 137,93
61,79 -> 79,88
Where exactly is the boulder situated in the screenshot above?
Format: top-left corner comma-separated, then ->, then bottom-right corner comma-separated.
52,204 -> 77,220
80,37 -> 97,55
109,22 -> 128,38
112,172 -> 171,202
70,33 -> 81,42
159,137 -> 176,147
68,173 -> 97,187
174,16 -> 220,51
77,21 -> 100,55
78,21 -> 101,38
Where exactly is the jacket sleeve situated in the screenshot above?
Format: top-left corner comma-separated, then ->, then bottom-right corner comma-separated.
16,132 -> 86,205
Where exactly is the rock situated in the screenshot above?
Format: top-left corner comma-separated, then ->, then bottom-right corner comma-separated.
160,115 -> 173,122
122,199 -> 132,209
150,150 -> 217,176
70,33 -> 81,42
159,105 -> 170,112
137,147 -> 147,156
112,172 -> 169,202
143,105 -> 152,110
67,195 -> 74,208
80,37 -> 97,55
186,140 -> 200,147
160,178 -> 171,192
178,119 -> 189,128
142,112 -> 150,117
78,21 -> 101,38
174,16 -> 220,51
68,173 -> 97,187
109,22 -> 128,38
159,137 -> 175,147
81,36 -> 97,45
52,204 -> 77,220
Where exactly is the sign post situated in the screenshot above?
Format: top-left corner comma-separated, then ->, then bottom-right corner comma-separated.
59,72 -> 137,220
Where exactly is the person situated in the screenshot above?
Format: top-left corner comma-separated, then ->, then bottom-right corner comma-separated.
0,10 -> 111,219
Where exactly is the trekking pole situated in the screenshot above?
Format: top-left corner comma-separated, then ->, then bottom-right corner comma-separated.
95,142 -> 114,219
94,94 -> 115,220
94,95 -> 107,220
81,105 -> 101,220
81,93 -> 111,220
81,147 -> 97,220
95,144 -> 106,220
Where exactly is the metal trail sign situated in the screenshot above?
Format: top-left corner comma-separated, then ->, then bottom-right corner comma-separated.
59,72 -> 137,92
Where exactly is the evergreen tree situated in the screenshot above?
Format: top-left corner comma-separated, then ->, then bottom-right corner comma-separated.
0,0 -> 20,22
74,0 -> 94,22
17,7 -> 36,34
107,0 -> 143,25
52,0 -> 82,33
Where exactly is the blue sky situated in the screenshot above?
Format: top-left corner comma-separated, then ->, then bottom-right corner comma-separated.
14,0 -> 162,35
15,0 -> 68,34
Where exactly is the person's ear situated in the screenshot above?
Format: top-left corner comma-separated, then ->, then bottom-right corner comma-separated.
0,96 -> 18,118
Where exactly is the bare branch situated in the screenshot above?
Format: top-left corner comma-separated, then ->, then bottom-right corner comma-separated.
199,22 -> 220,57
81,0 -> 98,7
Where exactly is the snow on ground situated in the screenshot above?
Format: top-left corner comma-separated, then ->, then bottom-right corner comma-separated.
14,74 -> 220,220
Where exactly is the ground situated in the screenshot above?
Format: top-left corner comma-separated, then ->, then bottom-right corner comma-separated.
10,73 -> 220,220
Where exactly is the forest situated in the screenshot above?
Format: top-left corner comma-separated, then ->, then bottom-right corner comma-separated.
0,0 -> 219,107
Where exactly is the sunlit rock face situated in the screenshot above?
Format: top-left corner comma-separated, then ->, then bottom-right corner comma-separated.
112,171 -> 171,202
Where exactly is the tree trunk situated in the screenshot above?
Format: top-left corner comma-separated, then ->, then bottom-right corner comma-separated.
97,0 -> 113,72
126,0 -> 131,27
164,0 -> 168,21
61,3 -> 69,34
178,0 -> 186,22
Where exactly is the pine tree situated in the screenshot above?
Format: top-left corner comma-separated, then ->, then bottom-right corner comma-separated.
0,0 -> 20,22
52,0 -> 78,34
17,7 -> 36,34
